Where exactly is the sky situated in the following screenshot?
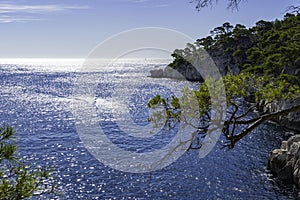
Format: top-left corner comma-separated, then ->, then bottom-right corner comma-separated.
0,0 -> 297,58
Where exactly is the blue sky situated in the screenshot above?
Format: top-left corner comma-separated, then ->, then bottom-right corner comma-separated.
0,0 -> 296,58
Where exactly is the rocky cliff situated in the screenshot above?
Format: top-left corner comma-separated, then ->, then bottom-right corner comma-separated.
150,64 -> 203,81
149,46 -> 242,82
149,14 -> 300,187
269,135 -> 300,185
264,97 -> 300,132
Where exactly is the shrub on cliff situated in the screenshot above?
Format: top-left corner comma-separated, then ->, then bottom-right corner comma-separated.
149,13 -> 300,149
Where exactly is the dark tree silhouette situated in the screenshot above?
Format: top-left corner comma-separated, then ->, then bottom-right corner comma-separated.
191,0 -> 244,10
191,0 -> 300,13
287,5 -> 300,14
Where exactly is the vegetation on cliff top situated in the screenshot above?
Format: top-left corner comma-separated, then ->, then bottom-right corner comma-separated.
149,13 -> 300,149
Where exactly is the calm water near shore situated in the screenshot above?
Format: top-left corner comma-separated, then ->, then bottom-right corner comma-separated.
0,59 -> 299,199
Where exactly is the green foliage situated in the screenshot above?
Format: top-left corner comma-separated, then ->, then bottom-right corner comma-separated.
254,75 -> 300,103
149,13 -> 300,148
0,126 -> 17,163
170,21 -> 256,71
232,48 -> 242,57
245,14 -> 300,77
147,95 -> 166,108
195,36 -> 214,50
0,125 -> 56,199
194,82 -> 211,112
170,96 -> 181,109
170,13 -> 300,78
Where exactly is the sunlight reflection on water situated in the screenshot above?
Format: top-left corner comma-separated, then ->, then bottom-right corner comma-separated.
0,60 -> 297,199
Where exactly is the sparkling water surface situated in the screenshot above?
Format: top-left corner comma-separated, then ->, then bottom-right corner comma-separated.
0,59 -> 299,199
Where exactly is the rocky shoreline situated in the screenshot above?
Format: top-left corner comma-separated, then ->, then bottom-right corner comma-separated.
148,14 -> 300,187
149,65 -> 203,82
149,54 -> 300,186
269,135 -> 300,185
265,98 -> 300,132
149,57 -> 300,132
149,44 -> 242,82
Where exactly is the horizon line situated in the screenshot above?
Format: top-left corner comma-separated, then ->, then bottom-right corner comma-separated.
0,57 -> 172,59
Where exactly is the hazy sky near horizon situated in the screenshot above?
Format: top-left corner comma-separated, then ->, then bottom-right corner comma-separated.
0,0 -> 297,58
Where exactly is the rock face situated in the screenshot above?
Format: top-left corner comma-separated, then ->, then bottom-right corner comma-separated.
266,62 -> 300,131
150,65 -> 203,82
207,47 -> 242,76
268,135 -> 300,184
149,45 -> 245,82
149,39 -> 300,130
267,97 -> 300,131
149,68 -> 164,78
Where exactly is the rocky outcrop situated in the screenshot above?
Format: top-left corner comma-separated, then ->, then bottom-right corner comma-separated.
149,47 -> 244,81
149,34 -> 299,130
266,97 -> 300,131
207,46 -> 242,76
150,65 -> 203,81
268,135 -> 300,185
149,68 -> 164,78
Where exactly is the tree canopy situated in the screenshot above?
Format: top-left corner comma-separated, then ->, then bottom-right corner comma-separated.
191,0 -> 244,10
148,13 -> 300,149
191,0 -> 300,13
0,125 -> 56,199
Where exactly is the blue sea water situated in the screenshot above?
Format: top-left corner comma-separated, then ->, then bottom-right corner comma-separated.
0,59 -> 299,199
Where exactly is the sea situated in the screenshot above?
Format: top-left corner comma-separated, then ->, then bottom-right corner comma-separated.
0,58 -> 299,199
